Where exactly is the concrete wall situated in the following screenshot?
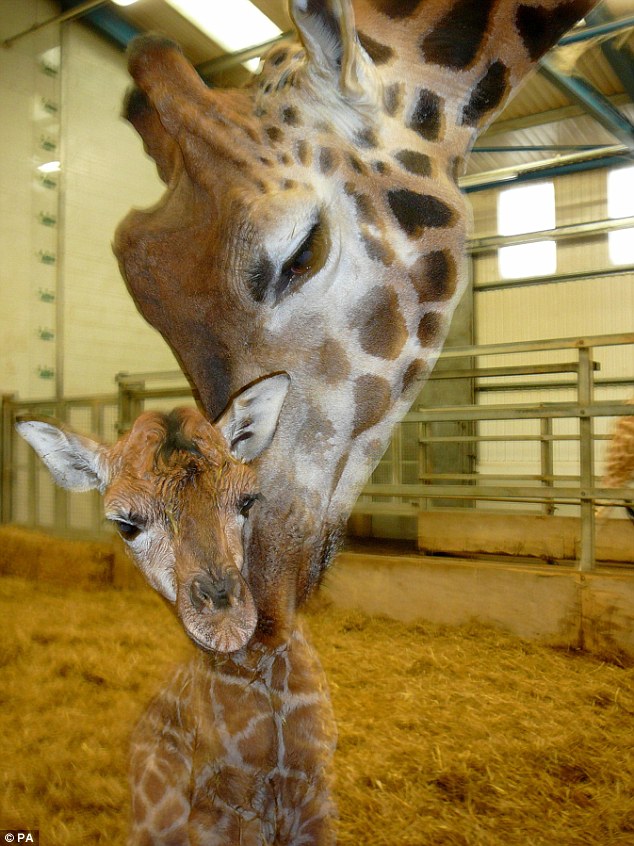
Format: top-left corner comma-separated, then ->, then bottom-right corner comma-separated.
0,1 -> 177,402
418,510 -> 634,564
325,550 -> 634,661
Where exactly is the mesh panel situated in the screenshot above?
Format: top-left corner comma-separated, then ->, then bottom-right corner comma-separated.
12,468 -> 30,524
67,490 -> 101,532
36,468 -> 55,527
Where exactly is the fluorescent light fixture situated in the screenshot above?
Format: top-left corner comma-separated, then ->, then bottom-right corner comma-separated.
165,0 -> 281,71
37,161 -> 61,173
112,0 -> 139,6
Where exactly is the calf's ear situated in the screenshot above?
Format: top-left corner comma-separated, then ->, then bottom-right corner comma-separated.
15,418 -> 109,493
216,374 -> 291,462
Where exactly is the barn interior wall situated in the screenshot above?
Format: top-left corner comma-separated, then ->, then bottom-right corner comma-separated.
61,23 -> 178,396
471,168 -> 634,513
0,1 -> 177,404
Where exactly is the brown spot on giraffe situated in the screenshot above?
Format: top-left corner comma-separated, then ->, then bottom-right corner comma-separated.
266,126 -> 284,143
281,106 -> 301,126
387,189 -> 455,237
401,358 -> 428,394
410,249 -> 458,302
372,159 -> 390,175
408,89 -> 444,141
355,126 -> 380,148
353,286 -> 408,360
357,30 -> 395,64
347,152 -> 368,175
369,0 -> 423,18
316,337 -> 351,385
295,139 -> 311,167
345,182 -> 379,225
420,0 -> 497,69
143,769 -> 167,804
352,374 -> 393,438
299,404 -> 337,453
395,149 -> 433,177
516,1 -> 592,61
360,229 -> 396,265
460,60 -> 510,126
319,146 -> 337,174
418,311 -> 444,346
384,82 -> 404,116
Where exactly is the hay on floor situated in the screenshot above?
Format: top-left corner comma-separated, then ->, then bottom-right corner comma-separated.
0,575 -> 632,845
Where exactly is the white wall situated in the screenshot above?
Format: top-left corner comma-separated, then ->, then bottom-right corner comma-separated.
0,0 -> 178,402
61,22 -> 178,397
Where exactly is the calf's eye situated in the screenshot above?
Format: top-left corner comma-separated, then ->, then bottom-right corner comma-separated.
238,494 -> 260,518
112,520 -> 142,542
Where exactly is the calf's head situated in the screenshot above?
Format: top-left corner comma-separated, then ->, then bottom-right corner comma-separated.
16,374 -> 289,653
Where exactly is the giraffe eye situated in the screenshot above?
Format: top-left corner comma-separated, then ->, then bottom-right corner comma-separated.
112,519 -> 142,542
277,220 -> 326,298
238,494 -> 260,517
108,513 -> 146,541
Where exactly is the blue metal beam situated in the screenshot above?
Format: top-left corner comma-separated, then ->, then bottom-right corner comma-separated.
558,14 -> 634,45
585,7 -> 634,106
539,55 -> 634,151
462,154 -> 633,193
59,0 -> 139,50
472,145 -> 611,153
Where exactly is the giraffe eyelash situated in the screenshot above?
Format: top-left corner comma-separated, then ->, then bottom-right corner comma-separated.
275,219 -> 327,299
245,216 -> 329,305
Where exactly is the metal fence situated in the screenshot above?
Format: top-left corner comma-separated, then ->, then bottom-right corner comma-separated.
2,333 -> 633,568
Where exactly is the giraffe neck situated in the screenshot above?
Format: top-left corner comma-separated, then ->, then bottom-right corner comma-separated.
129,621 -> 337,844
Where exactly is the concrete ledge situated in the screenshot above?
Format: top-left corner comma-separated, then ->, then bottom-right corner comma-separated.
325,551 -> 634,660
0,525 -> 145,590
418,510 -> 634,564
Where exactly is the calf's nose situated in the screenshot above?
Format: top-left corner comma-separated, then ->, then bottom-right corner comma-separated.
189,572 -> 233,611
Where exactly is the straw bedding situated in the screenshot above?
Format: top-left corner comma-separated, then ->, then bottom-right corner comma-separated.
0,570 -> 632,845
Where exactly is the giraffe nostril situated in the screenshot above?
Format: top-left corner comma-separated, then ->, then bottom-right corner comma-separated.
190,573 -> 233,612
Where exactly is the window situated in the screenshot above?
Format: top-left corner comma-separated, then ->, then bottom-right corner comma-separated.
607,166 -> 634,266
497,182 -> 556,280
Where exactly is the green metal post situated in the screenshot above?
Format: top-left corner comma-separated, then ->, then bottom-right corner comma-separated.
577,346 -> 596,571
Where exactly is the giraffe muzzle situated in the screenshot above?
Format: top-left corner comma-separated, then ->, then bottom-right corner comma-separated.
190,571 -> 236,611
178,567 -> 258,654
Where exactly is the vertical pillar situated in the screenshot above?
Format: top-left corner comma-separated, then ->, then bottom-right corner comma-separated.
578,345 -> 595,571
540,417 -> 555,516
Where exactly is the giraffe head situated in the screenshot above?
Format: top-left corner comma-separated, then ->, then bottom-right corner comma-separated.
113,0 -> 596,603
16,374 -> 290,653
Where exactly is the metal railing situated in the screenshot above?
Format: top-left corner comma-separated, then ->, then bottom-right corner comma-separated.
1,333 -> 633,568
358,332 -> 634,570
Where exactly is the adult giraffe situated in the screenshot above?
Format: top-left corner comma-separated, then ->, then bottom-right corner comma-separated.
114,0 -> 597,630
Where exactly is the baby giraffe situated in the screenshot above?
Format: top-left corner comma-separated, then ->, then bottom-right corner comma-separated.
17,374 -> 337,846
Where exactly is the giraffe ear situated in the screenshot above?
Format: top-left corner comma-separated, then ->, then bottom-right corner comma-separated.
216,374 -> 290,463
15,418 -> 109,493
290,0 -> 378,105
123,87 -> 183,185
